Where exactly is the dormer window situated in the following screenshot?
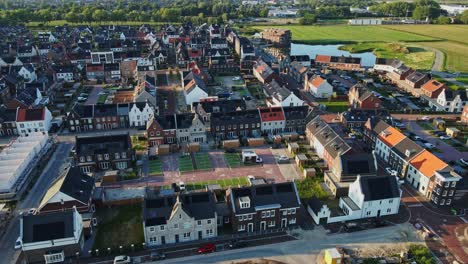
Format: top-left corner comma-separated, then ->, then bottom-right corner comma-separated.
239,196 -> 250,209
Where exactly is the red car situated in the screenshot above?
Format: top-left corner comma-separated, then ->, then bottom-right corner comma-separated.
197,243 -> 215,254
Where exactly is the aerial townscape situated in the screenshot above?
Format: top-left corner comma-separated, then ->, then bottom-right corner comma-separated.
0,0 -> 467,264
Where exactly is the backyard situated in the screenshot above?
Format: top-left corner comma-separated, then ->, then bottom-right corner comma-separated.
224,153 -> 243,168
178,155 -> 194,172
194,153 -> 213,170
148,159 -> 163,175
320,101 -> 349,113
184,177 -> 250,191
93,205 -> 144,253
296,176 -> 328,202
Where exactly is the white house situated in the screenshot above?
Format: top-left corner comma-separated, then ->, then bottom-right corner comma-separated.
432,89 -> 467,113
406,150 -> 448,196
259,107 -> 286,135
305,76 -> 333,99
16,107 -> 52,136
308,175 -> 401,224
263,80 -> 304,107
373,58 -> 402,73
183,76 -> 208,106
20,208 -> 84,263
144,192 -> 218,246
18,64 -> 37,83
38,31 -> 57,42
374,125 -> 405,162
129,102 -> 154,127
55,66 -> 74,82
189,114 -> 207,143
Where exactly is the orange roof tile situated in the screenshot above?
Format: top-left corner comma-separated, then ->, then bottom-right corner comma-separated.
310,76 -> 326,87
421,80 -> 445,93
378,126 -> 406,147
315,55 -> 331,63
409,150 -> 448,178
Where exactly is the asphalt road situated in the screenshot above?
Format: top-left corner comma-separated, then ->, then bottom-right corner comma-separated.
156,223 -> 421,264
0,142 -> 74,263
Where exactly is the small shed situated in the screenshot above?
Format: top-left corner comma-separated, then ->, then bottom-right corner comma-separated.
248,137 -> 265,147
295,154 -> 308,167
324,248 -> 342,264
446,127 -> 460,138
433,118 -> 446,130
303,168 -> 316,178
288,142 -> 300,154
223,139 -> 240,149
241,150 -> 258,163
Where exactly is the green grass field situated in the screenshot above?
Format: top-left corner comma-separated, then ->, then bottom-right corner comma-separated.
185,177 -> 250,191
178,155 -> 194,172
148,160 -> 163,175
253,25 -> 437,44
433,76 -> 464,90
320,101 -> 349,113
383,25 -> 468,45
224,153 -> 243,168
93,205 -> 144,253
340,42 -> 434,70
455,76 -> 468,85
194,153 -> 213,170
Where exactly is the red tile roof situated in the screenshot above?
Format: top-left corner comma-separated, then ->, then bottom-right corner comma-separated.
259,107 -> 285,122
378,126 -> 406,147
315,55 -> 331,63
421,80 -> 445,93
16,108 -> 45,122
310,76 -> 326,88
409,150 -> 448,178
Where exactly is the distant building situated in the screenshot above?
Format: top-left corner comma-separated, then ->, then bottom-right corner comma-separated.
440,4 -> 468,15
348,18 -> 382,25
261,28 -> 291,48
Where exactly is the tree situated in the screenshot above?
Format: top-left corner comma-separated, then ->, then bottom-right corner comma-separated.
92,9 -> 107,23
461,10 -> 468,24
436,16 -> 450,24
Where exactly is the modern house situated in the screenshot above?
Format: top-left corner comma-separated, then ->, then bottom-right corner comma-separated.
143,191 -> 218,246
16,107 -> 52,136
259,107 -> 285,135
74,133 -> 135,173
227,182 -> 301,233
262,79 -> 304,107
308,175 -> 401,224
20,208 -> 84,263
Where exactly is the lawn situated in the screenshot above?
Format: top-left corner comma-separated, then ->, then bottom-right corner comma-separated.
340,42 -> 434,70
433,76 -> 464,91
97,94 -> 108,104
178,155 -> 194,172
224,153 -> 243,168
131,136 -> 147,151
455,76 -> 468,85
320,101 -> 349,113
185,177 -> 250,191
194,153 -> 213,170
93,205 -> 144,253
252,25 -> 437,44
296,177 -> 328,201
416,121 -> 435,131
148,160 -> 163,175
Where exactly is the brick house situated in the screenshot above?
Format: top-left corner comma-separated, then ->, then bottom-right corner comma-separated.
210,109 -> 261,140
348,84 -> 381,110
227,182 -> 301,233
420,79 -> 445,99
74,133 -> 135,173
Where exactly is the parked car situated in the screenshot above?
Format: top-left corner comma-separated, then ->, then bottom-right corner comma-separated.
433,131 -> 445,136
277,155 -> 289,164
14,237 -> 22,250
411,135 -> 422,141
197,243 -> 216,254
420,116 -> 431,121
424,143 -> 435,149
113,255 -> 131,264
179,181 -> 186,191
229,239 -> 248,249
255,157 -> 263,163
385,167 -> 397,176
77,96 -> 87,102
232,76 -> 241,81
439,135 -> 451,140
460,158 -> 468,167
150,251 -> 166,260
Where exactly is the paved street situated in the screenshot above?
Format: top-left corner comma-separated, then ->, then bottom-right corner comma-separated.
156,223 -> 421,264
0,142 -> 74,263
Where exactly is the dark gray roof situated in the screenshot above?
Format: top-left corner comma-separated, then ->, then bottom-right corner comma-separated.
392,137 -> 424,161
75,133 -> 131,156
324,137 -> 351,160
263,79 -> 292,102
59,166 -> 95,204
145,191 -> 217,226
230,182 -> 300,215
194,99 -> 246,114
22,211 -> 75,243
211,109 -> 260,126
359,175 -> 400,201
307,197 -> 324,214
71,103 -> 93,118
176,113 -> 194,129
341,153 -> 376,176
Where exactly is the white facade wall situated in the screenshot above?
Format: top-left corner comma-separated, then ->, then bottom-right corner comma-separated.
17,108 -> 52,136
309,83 -> 333,99
406,165 -> 430,195
56,72 -> 74,82
261,120 -> 285,134
184,87 -> 208,106
129,103 -> 154,127
375,138 -> 391,162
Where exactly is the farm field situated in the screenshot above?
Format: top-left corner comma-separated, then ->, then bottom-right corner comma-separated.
340,42 -> 434,70
383,25 -> 468,45
252,25 -> 438,44
418,41 -> 468,72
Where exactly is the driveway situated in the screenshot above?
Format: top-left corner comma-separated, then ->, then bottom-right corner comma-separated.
408,121 -> 467,162
85,85 -> 104,105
